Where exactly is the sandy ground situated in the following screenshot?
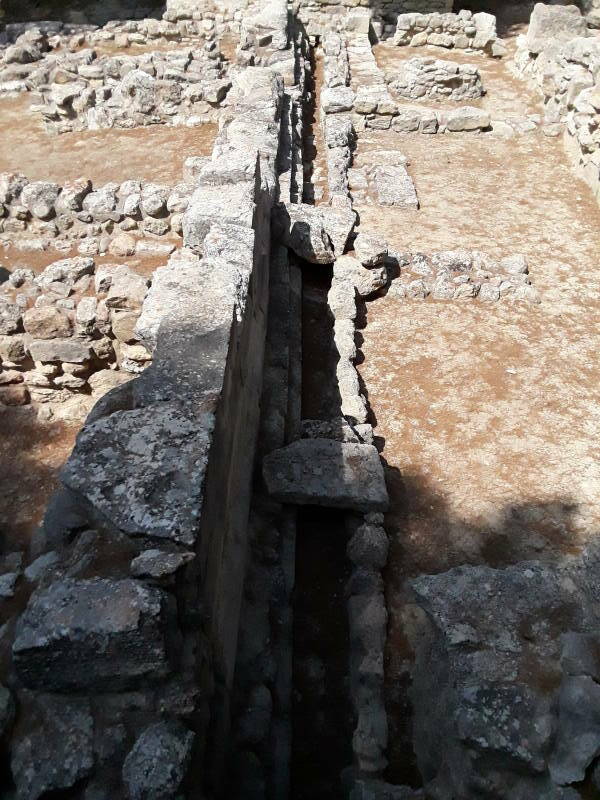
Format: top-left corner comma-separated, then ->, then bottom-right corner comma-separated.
0,93 -> 217,184
350,30 -> 600,782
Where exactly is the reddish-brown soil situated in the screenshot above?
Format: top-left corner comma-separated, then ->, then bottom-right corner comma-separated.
0,94 -> 217,184
348,25 -> 600,784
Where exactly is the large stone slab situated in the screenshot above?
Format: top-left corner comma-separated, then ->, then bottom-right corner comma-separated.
408,552 -> 600,799
372,166 -> 419,208
61,402 -> 214,547
13,578 -> 171,691
263,439 -> 389,512
526,3 -> 588,54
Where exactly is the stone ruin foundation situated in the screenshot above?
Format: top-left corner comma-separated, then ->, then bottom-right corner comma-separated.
0,0 -> 599,799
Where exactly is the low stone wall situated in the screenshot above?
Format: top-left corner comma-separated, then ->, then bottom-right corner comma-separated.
387,249 -> 540,303
0,64 -> 287,800
386,57 -> 485,102
295,0 -> 453,39
0,173 -> 195,253
393,10 -> 506,57
0,256 -> 149,414
325,32 -> 490,134
0,25 -> 230,131
514,3 -> 600,203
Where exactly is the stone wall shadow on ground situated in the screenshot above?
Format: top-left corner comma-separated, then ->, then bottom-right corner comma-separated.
380,465 -> 591,790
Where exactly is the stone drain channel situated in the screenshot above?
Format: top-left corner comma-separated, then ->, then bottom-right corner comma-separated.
0,2 -> 600,800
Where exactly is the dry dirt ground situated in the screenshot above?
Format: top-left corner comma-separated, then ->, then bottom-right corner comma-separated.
351,31 -> 600,780
0,93 -> 217,184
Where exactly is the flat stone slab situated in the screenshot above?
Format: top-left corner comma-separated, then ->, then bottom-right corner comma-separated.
372,165 -> 419,208
13,578 -> 171,691
263,439 -> 389,512
61,402 -> 213,547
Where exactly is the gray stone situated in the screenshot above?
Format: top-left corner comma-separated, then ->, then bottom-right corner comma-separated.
0,333 -> 28,363
122,720 -> 195,800
11,695 -> 94,800
408,554 -> 600,799
276,202 -> 335,264
141,183 -> 169,218
36,256 -> 95,288
23,306 -> 72,339
371,166 -> 419,208
445,106 -> 490,132
130,549 -> 195,579
20,181 -> 60,220
263,439 -> 389,512
349,779 -> 424,800
347,523 -> 389,569
24,551 -> 60,582
0,684 -> 14,739
13,578 -> 171,691
334,255 -> 387,298
321,86 -> 355,113
353,232 -> 388,267
0,571 -> 19,598
28,338 -> 92,363
0,299 -> 22,335
526,4 -> 588,55
237,683 -> 273,745
549,675 -> 600,784
61,402 -> 213,547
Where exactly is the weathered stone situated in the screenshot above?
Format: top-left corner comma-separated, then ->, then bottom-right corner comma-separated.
109,232 -> 137,257
347,523 -> 389,569
372,165 -> 419,208
353,232 -> 388,268
20,181 -> 60,220
28,338 -> 91,363
0,684 -> 14,739
61,403 -> 213,546
0,299 -> 22,335
23,306 -> 72,339
0,385 -> 29,405
13,578 -> 171,691
408,554 -> 600,799
263,439 -> 389,512
0,369 -> 24,385
526,3 -> 588,55
36,256 -> 95,288
130,549 -> 195,579
445,106 -> 490,132
122,720 -> 195,800
334,255 -> 387,298
549,675 -> 600,784
141,183 -> 169,218
11,695 -> 94,800
321,86 -> 355,113
276,202 -> 334,264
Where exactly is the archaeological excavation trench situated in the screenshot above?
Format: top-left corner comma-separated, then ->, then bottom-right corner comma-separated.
0,0 -> 600,798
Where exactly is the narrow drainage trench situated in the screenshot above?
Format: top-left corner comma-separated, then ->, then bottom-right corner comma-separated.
291,258 -> 353,800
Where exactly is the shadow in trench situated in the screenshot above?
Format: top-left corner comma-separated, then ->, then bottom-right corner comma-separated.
291,505 -> 353,800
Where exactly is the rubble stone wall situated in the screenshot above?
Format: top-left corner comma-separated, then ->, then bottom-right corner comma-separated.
514,3 -> 600,204
295,0 -> 453,39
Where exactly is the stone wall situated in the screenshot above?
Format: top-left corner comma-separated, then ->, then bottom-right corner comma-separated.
294,0 -> 452,39
0,62 -> 289,800
514,3 -> 600,204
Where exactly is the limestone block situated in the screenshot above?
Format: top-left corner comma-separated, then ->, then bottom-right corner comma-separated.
263,439 -> 389,512
13,578 -> 172,691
